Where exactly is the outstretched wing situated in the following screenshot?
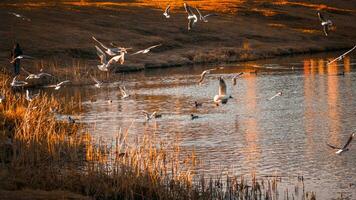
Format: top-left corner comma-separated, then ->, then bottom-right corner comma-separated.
326,143 -> 340,149
95,46 -> 107,64
342,133 -> 355,149
58,80 -> 70,86
318,12 -> 325,22
195,7 -> 203,20
165,4 -> 170,13
92,36 -> 109,50
107,54 -> 124,68
219,77 -> 227,96
147,44 -> 162,51
323,25 -> 329,36
204,13 -> 218,18
184,3 -> 194,16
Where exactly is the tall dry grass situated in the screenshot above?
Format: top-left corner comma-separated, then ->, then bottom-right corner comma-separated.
0,71 -> 317,199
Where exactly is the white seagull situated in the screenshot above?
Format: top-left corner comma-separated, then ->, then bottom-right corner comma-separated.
195,7 -> 218,22
22,68 -> 53,80
10,76 -> 28,87
92,36 -> 125,56
318,12 -> 333,36
119,86 -> 130,99
232,72 -> 244,86
327,132 -> 355,154
25,90 -> 39,102
10,55 -> 34,64
95,46 -> 125,71
327,45 -> 356,65
141,111 -> 160,121
214,77 -> 229,105
198,67 -> 224,85
91,76 -> 103,88
163,4 -> 171,18
268,92 -> 283,101
131,44 -> 161,55
46,80 -> 70,90
8,12 -> 31,21
184,3 -> 198,30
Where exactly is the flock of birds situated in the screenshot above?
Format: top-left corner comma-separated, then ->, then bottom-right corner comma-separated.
2,3 -> 356,155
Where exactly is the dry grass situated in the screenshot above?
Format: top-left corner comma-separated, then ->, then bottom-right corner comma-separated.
0,71 -> 317,199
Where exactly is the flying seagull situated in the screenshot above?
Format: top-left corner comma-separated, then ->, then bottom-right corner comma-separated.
91,76 -> 103,88
25,90 -> 39,102
92,36 -> 125,56
163,4 -> 171,18
119,86 -> 130,99
10,76 -> 28,87
10,55 -> 34,63
8,12 -> 31,21
141,111 -> 161,121
131,44 -> 161,55
95,46 -> 125,71
268,92 -> 282,101
198,67 -> 224,85
327,132 -> 355,154
195,7 -> 218,22
232,72 -> 244,86
318,12 -> 333,36
214,77 -> 229,105
184,3 -> 198,30
21,68 -> 53,80
46,80 -> 70,90
327,45 -> 356,65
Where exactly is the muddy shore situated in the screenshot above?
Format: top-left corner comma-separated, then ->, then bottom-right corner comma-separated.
0,0 -> 355,73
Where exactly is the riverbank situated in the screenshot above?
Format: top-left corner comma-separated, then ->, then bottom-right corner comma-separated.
0,0 -> 355,75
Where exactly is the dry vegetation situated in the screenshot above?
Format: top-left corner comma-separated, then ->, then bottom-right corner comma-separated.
0,70 -> 317,199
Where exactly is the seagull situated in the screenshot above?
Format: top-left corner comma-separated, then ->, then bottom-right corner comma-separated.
95,46 -> 125,71
8,12 -> 31,21
191,114 -> 199,120
268,92 -> 282,101
0,95 -> 5,103
10,55 -> 34,64
91,76 -> 103,88
327,45 -> 356,65
21,68 -> 53,80
318,12 -> 333,36
198,67 -> 224,85
46,80 -> 70,90
142,111 -> 160,121
131,44 -> 161,55
163,4 -> 171,18
214,77 -> 229,105
25,90 -> 39,102
194,101 -> 202,108
327,132 -> 355,154
110,42 -> 132,53
232,72 -> 244,85
92,36 -> 125,56
10,76 -> 28,87
119,86 -> 130,99
184,3 -> 198,30
195,7 -> 218,22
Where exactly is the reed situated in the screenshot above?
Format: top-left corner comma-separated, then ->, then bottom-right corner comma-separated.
0,72 -> 316,199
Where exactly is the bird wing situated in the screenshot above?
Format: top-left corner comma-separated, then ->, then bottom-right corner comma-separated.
341,45 -> 356,57
95,46 -> 107,64
131,50 -> 144,55
91,76 -> 100,84
318,12 -> 325,22
232,77 -> 237,86
342,133 -> 355,149
147,44 -> 162,51
58,80 -> 70,86
107,54 -> 124,68
195,7 -> 203,20
188,18 -> 194,30
198,70 -> 208,84
165,4 -> 170,13
119,86 -> 127,96
219,77 -> 227,96
204,13 -> 218,18
38,73 -> 53,77
92,36 -> 109,50
184,3 -> 194,16
326,143 -> 340,149
150,111 -> 157,119
323,25 -> 329,36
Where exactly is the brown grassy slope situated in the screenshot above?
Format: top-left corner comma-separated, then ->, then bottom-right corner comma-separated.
0,1 -> 355,71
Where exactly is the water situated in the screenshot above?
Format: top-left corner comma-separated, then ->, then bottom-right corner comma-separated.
52,52 -> 356,199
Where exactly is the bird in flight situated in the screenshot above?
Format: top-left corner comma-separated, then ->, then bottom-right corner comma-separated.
142,110 -> 161,121
10,55 -> 34,63
318,12 -> 333,36
131,44 -> 161,55
92,36 -> 126,56
232,72 -> 244,86
198,67 -> 224,85
119,86 -> 130,99
195,7 -> 218,23
45,80 -> 70,90
8,12 -> 31,21
25,90 -> 39,102
163,4 -> 171,18
327,132 -> 355,154
22,68 -> 53,80
268,92 -> 283,101
95,45 -> 125,71
10,76 -> 28,87
327,45 -> 356,65
184,3 -> 198,30
91,76 -> 103,88
214,77 -> 230,105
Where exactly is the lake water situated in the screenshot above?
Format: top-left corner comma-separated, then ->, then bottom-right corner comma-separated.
49,52 -> 356,199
